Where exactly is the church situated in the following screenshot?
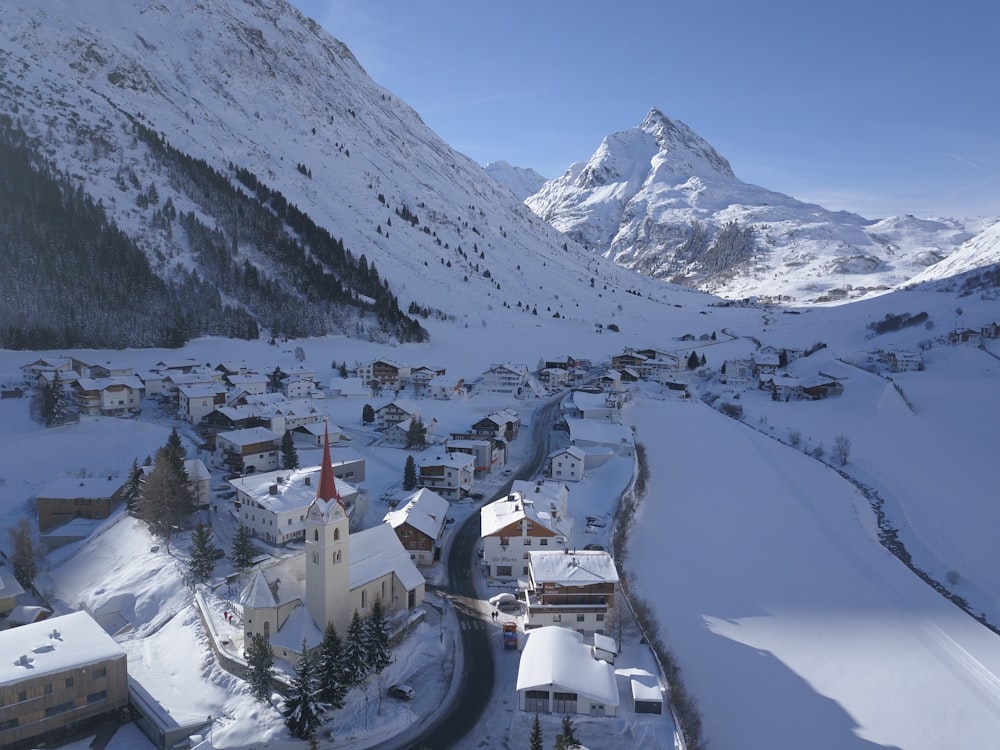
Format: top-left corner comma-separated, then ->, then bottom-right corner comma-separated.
240,425 -> 425,661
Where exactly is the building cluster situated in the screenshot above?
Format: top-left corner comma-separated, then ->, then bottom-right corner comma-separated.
723,345 -> 846,401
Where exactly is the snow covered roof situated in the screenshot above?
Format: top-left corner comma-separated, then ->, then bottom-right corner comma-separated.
240,569 -> 279,608
216,426 -> 280,445
383,488 -> 449,539
230,467 -> 356,514
349,522 -> 425,591
76,375 -> 145,391
0,565 -> 26,601
528,550 -> 619,586
37,475 -> 122,499
419,452 -> 474,470
270,604 -> 323,653
548,445 -> 586,461
480,492 -> 564,538
376,398 -> 421,415
515,626 -> 618,706
0,611 -> 125,686
629,670 -> 662,703
566,418 -> 633,447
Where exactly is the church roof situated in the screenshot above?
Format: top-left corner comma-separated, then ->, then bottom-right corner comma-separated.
270,604 -> 323,653
350,523 -> 425,591
240,569 -> 278,609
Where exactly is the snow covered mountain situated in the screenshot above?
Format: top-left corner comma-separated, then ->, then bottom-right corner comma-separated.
483,160 -> 548,201
0,0 -> 691,348
526,108 -> 998,303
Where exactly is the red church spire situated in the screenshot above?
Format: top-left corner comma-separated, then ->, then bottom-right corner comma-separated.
316,420 -> 341,504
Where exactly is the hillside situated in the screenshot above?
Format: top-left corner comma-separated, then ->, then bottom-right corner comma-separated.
0,0 -> 693,350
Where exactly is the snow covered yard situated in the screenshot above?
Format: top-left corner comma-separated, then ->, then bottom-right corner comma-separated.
627,392 -> 1000,750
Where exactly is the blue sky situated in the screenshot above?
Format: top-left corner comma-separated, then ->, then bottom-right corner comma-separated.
290,1 -> 999,219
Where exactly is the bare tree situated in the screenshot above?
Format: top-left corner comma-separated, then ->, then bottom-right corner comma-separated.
833,434 -> 851,466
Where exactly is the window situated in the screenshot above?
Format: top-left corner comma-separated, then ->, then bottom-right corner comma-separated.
552,614 -> 561,622
596,614 -> 605,622
312,551 -> 319,565
313,529 -> 319,541
334,528 -> 341,540
540,538 -> 548,546
496,565 -> 512,577
523,552 -> 529,559
65,677 -> 74,688
0,718 -> 19,730
45,701 -> 74,717
524,538 -> 531,546
87,690 -> 107,705
499,537 -> 509,546
576,613 -> 585,622
361,590 -> 367,608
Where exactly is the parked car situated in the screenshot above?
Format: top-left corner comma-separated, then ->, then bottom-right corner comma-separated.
388,684 -> 414,700
584,543 -> 604,551
585,515 -> 606,527
489,592 -> 520,611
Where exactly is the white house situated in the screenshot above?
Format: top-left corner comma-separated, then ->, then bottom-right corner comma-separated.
281,376 -> 314,400
178,383 -> 227,424
480,490 -> 571,579
72,376 -> 145,416
548,446 -> 586,482
327,377 -> 372,399
418,452 -> 475,501
722,359 -> 756,389
426,373 -> 466,400
475,363 -> 531,396
225,373 -> 269,395
231,466 -> 361,544
446,437 -> 505,477
353,359 -> 410,390
516,626 -> 619,717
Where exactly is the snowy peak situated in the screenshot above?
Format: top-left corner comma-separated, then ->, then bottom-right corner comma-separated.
526,109 -> 992,304
484,160 -> 548,200
640,107 -> 735,180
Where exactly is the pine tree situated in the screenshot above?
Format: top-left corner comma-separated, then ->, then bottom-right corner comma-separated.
529,713 -> 544,750
342,609 -> 369,685
362,403 -> 375,425
8,518 -> 38,589
281,430 -> 299,470
554,714 -> 581,749
363,598 -> 392,674
700,353 -> 707,367
189,522 -> 223,581
283,643 -> 325,740
405,417 -> 426,449
402,455 -> 417,491
246,633 -> 274,703
230,524 -> 257,573
122,458 -> 144,514
316,622 -> 348,710
687,351 -> 700,370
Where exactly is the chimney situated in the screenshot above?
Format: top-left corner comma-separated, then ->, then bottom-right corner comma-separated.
304,476 -> 311,486
269,484 -> 278,495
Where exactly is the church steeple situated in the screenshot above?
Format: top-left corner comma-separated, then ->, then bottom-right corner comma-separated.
305,419 -> 351,634
316,420 -> 342,506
